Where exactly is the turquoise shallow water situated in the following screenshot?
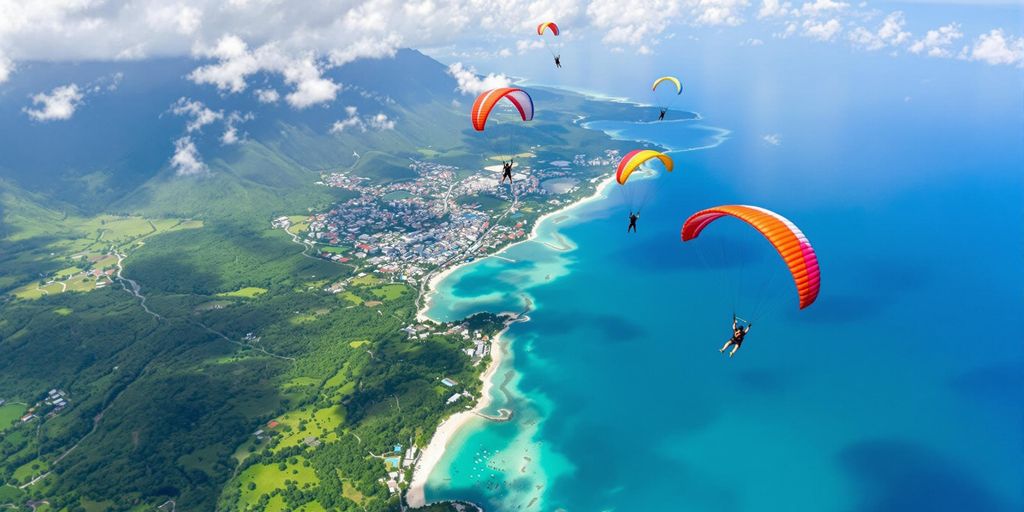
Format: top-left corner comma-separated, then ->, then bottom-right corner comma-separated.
423,67 -> 1023,511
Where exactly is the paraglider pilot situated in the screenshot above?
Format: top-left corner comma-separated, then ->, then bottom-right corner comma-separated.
554,55 -> 561,68
501,159 -> 514,184
658,108 -> 667,121
627,211 -> 639,233
720,315 -> 751,358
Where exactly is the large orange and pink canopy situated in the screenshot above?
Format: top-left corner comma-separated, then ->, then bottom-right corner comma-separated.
471,88 -> 535,132
681,205 -> 820,309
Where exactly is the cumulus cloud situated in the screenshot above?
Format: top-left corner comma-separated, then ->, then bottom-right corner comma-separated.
171,136 -> 207,175
254,88 -> 280,103
283,60 -> 341,108
171,97 -> 223,132
221,111 -> 254,144
329,34 -> 401,66
849,11 -> 910,51
188,35 -> 340,109
330,106 -> 396,134
763,133 -> 782,145
758,0 -> 791,19
799,0 -> 848,17
968,29 -> 1024,66
588,0 -> 679,48
908,23 -> 963,58
803,18 -> 842,41
366,112 -> 396,130
447,62 -> 510,95
693,0 -> 751,27
24,84 -> 85,121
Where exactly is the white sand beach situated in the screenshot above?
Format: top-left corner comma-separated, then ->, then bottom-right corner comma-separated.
406,326 -> 507,508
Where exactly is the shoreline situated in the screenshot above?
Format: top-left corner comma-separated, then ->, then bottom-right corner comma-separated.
414,173 -> 617,324
406,174 -> 617,509
405,320 -> 510,508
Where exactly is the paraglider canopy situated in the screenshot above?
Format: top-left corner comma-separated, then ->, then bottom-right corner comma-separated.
616,149 -> 674,185
470,88 -> 535,132
652,76 -> 682,95
537,22 -> 560,36
681,205 -> 820,309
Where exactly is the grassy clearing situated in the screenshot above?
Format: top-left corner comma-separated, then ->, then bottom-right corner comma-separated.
350,274 -> 380,286
341,479 -> 366,505
12,459 -> 48,483
0,484 -> 25,503
0,403 -> 26,432
237,457 -> 319,506
271,407 -> 344,452
370,284 -> 408,301
286,215 -> 311,235
216,287 -> 268,298
318,245 -> 348,254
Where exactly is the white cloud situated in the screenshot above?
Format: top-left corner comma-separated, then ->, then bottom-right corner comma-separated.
447,62 -> 510,95
776,21 -> 799,38
849,11 -> 910,51
694,0 -> 751,27
908,23 -> 962,58
170,97 -> 223,132
328,34 -> 401,66
763,133 -> 782,145
284,65 -> 341,108
221,111 -> 254,144
188,35 -> 259,93
799,0 -> 848,17
24,84 -> 85,121
516,39 -> 546,54
367,112 -> 395,130
170,136 -> 207,175
188,35 -> 340,109
0,51 -> 13,83
331,118 -> 362,134
145,4 -> 203,35
968,29 -> 1024,66
330,106 -> 395,133
743,37 -> 765,46
588,0 -> 679,48
255,88 -> 280,103
758,0 -> 792,18
803,18 -> 842,41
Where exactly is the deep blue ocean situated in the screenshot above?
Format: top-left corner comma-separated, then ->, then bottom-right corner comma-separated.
422,48 -> 1023,511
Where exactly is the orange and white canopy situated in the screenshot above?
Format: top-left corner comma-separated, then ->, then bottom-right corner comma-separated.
470,88 -> 535,132
682,205 -> 821,309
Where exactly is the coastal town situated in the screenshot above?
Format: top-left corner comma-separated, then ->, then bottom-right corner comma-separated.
274,151 -> 620,284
